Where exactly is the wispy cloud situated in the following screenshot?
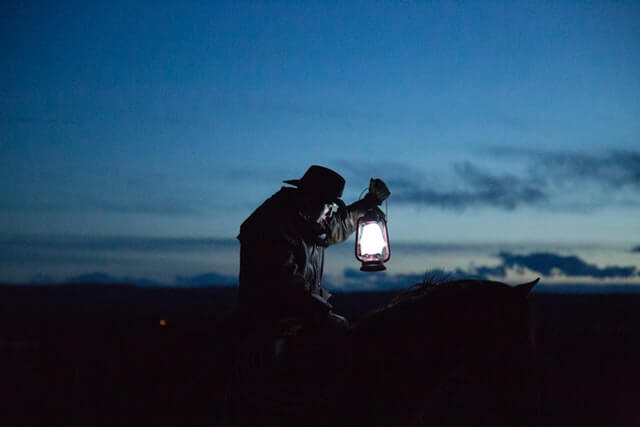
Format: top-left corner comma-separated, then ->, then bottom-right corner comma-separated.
338,149 -> 640,211
516,149 -> 640,190
0,165 -> 223,216
34,271 -> 238,287
4,234 -> 638,288
0,234 -> 237,254
391,162 -> 547,210
14,250 -> 640,289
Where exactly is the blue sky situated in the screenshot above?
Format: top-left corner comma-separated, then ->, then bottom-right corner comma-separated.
1,1 -> 639,287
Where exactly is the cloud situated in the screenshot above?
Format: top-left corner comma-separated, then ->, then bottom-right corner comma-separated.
328,250 -> 639,291
391,162 -> 547,210
521,149 -> 640,190
631,245 -> 640,254
493,149 -> 640,209
327,266 -> 513,291
0,196 -> 214,217
497,252 -> 638,279
14,249 -> 639,290
0,235 -> 239,279
0,234 -> 237,255
338,149 -> 640,211
46,271 -> 237,287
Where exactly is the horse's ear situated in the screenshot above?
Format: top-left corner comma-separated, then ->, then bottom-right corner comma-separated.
514,278 -> 539,298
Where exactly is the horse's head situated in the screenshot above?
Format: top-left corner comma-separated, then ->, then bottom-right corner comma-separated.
349,278 -> 539,426
353,277 -> 538,359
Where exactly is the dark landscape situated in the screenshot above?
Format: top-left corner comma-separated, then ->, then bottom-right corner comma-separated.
2,283 -> 639,427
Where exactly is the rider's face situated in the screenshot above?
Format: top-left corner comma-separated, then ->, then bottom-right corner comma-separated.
317,202 -> 335,223
309,201 -> 334,223
301,194 -> 335,224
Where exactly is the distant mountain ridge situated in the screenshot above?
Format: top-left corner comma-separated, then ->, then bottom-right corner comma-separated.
6,272 -> 640,295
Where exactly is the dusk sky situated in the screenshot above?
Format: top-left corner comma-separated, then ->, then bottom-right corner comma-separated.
2,1 -> 639,289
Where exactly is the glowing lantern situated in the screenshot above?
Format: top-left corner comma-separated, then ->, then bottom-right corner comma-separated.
355,208 -> 390,271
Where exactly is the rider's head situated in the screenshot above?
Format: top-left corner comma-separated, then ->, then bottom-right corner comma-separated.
284,165 -> 346,223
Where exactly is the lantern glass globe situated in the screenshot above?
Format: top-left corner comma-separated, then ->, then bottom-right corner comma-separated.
360,222 -> 387,257
355,208 -> 391,272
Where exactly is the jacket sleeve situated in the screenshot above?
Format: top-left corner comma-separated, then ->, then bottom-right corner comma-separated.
240,228 -> 332,312
275,236 -> 334,312
325,198 -> 374,245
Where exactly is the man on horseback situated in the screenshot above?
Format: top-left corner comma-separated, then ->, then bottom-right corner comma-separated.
237,165 -> 390,330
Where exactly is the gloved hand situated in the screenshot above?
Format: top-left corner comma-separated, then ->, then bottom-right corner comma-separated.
365,178 -> 390,206
327,311 -> 349,328
324,311 -> 350,335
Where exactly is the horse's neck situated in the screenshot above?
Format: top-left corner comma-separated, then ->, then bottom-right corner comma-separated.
349,313 -> 469,415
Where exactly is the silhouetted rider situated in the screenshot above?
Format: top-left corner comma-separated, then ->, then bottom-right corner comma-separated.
237,165 -> 390,329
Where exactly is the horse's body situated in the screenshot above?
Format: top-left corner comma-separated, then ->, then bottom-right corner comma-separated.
223,278 -> 539,427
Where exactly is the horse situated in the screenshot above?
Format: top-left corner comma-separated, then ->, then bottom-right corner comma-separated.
346,277 -> 539,427
222,277 -> 539,427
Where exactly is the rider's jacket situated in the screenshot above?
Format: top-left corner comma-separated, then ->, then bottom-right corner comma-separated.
237,187 -> 370,322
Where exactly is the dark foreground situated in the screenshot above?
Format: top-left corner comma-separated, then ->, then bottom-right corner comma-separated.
1,284 -> 639,427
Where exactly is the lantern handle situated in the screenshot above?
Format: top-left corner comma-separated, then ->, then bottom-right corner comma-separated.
377,205 -> 387,221
384,198 -> 388,222
358,187 -> 389,222
358,187 -> 368,200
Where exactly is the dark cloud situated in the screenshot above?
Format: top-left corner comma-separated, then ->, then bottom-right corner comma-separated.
428,251 -> 638,281
0,234 -> 237,254
328,266 -> 511,291
631,246 -> 640,254
392,162 -> 547,210
523,150 -> 640,190
329,251 -> 639,291
493,149 -> 640,209
17,250 -> 639,290
498,252 -> 638,279
339,149 -> 640,211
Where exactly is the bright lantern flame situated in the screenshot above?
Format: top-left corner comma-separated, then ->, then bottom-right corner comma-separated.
360,222 -> 386,256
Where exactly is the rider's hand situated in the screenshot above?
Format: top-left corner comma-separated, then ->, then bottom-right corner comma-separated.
327,311 -> 350,329
366,178 -> 390,206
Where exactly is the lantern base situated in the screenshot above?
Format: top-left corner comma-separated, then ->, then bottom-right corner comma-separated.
360,261 -> 386,272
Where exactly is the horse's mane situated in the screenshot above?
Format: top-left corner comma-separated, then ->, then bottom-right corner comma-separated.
357,273 -> 516,326
388,271 -> 450,305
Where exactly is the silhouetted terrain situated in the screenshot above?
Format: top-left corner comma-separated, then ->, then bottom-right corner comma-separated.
2,284 -> 639,426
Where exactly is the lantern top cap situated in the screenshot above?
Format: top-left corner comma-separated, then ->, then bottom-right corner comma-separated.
284,165 -> 345,203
